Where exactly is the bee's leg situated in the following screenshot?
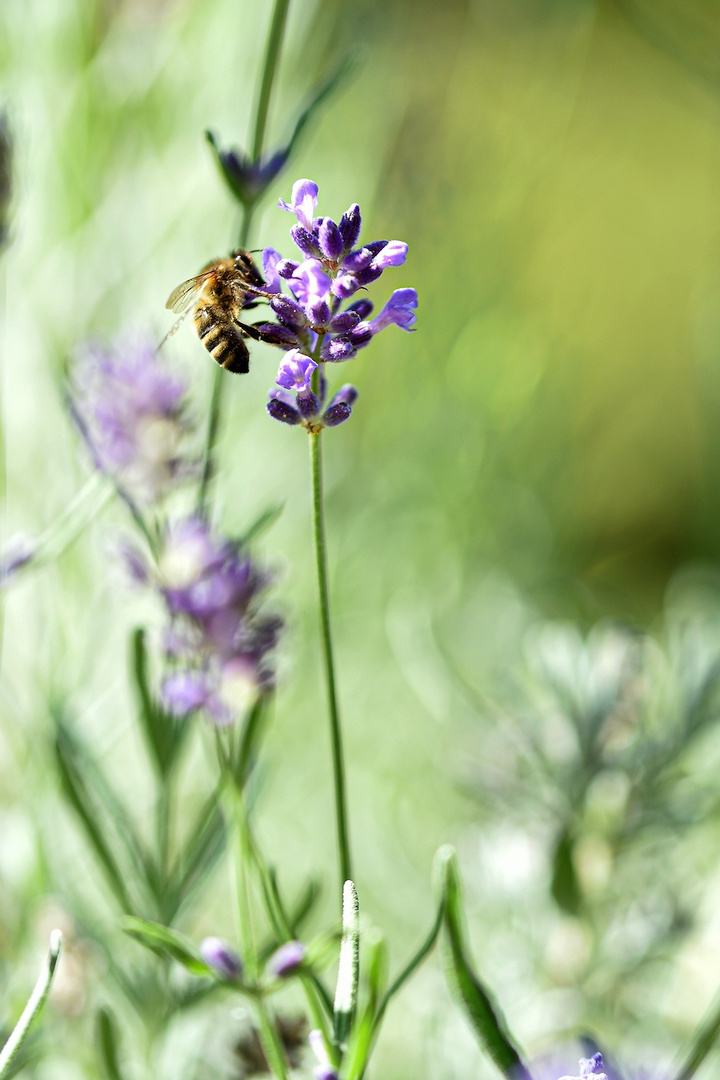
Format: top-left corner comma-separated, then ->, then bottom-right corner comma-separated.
235,320 -> 294,347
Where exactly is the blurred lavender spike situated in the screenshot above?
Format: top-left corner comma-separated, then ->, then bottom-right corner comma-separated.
0,931 -> 62,1079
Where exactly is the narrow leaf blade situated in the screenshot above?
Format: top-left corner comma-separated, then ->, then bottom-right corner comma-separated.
437,847 -> 530,1080
95,1008 -> 124,1080
122,917 -> 211,977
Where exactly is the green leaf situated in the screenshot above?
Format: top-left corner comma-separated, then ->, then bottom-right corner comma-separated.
234,695 -> 271,788
122,917 -> 212,977
373,893 -> 444,1036
237,503 -> 284,546
340,930 -> 386,1080
131,628 -> 188,777
165,792 -> 226,920
550,827 -> 582,916
437,847 -> 531,1080
53,722 -> 136,913
673,985 -> 720,1080
333,881 -> 359,1051
282,56 -> 355,164
95,1008 -> 124,1080
0,931 -> 62,1080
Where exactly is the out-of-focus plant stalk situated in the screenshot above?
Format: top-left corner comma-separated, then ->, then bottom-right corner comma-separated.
0,931 -> 62,1079
197,0 -> 291,515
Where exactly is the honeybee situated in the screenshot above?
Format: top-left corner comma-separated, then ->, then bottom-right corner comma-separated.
165,249 -> 286,374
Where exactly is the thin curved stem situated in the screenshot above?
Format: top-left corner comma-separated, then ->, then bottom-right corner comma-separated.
251,0 -> 291,161
196,0 -> 291,516
310,430 -> 352,895
0,932 -> 62,1079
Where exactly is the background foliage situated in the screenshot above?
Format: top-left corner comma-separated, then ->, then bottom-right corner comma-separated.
4,1 -> 720,1077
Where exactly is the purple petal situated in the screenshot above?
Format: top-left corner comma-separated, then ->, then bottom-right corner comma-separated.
261,248 -> 283,293
368,288 -> 418,333
278,178 -> 318,231
276,349 -> 317,393
161,670 -> 209,715
290,259 -> 332,307
371,239 -> 408,270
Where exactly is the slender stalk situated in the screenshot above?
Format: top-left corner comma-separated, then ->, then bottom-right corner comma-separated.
250,0 -> 291,161
252,998 -> 290,1080
228,781 -> 258,982
196,0 -> 291,516
310,430 -> 352,892
674,987 -> 720,1080
0,931 -> 62,1079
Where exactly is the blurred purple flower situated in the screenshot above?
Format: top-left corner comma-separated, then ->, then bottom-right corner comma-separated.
155,516 -> 280,725
70,340 -> 193,504
558,1054 -> 608,1080
265,178 -> 416,429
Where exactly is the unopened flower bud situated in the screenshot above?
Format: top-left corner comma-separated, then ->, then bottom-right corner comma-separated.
318,218 -> 343,261
290,224 -> 322,260
338,204 -> 361,250
199,937 -> 242,980
267,397 -> 301,425
267,940 -> 306,978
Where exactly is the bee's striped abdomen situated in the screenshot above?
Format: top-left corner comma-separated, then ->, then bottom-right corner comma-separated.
194,304 -> 250,375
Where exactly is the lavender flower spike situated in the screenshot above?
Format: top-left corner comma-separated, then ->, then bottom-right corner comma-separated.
265,178 -> 416,429
70,339 -> 192,504
200,937 -> 243,981
155,516 -> 281,726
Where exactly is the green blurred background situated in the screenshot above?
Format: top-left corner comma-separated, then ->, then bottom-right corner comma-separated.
4,0 -> 720,1077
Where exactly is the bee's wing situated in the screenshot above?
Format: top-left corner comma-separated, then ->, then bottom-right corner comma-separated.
165,270 -> 215,313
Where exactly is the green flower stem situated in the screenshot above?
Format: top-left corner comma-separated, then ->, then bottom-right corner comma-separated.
243,820 -> 338,1065
0,931 -> 62,1079
252,998 -> 290,1080
309,429 -> 353,894
228,782 -> 259,982
251,0 -> 291,162
196,0 -> 291,516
